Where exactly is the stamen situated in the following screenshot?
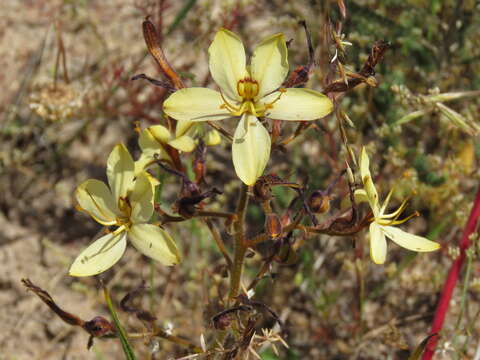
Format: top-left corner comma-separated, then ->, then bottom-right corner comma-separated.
220,91 -> 241,113
257,88 -> 286,117
380,210 -> 419,226
380,187 -> 395,215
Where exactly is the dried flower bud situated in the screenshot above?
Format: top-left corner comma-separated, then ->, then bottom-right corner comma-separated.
308,190 -> 331,214
253,179 -> 271,201
213,313 -> 232,330
83,316 -> 116,337
271,119 -> 282,139
265,213 -> 283,239
175,199 -> 197,218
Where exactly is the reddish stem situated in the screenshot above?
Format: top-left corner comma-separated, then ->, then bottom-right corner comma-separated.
422,187 -> 480,359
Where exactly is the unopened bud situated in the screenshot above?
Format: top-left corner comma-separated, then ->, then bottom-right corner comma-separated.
204,129 -> 221,146
346,162 -> 355,184
265,213 -> 282,239
308,191 -> 331,214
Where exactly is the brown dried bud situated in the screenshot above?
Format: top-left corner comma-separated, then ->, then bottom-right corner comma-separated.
175,199 -> 197,219
271,119 -> 282,139
213,313 -> 232,330
308,191 -> 331,214
83,316 -> 115,337
253,179 -> 271,201
265,213 -> 283,239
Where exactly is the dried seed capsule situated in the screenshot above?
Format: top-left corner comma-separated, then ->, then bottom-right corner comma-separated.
308,190 -> 331,214
265,213 -> 282,239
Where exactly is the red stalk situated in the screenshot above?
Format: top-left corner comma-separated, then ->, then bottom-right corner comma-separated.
422,187 -> 480,359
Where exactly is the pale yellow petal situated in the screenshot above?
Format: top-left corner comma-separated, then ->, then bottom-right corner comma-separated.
251,33 -> 288,98
382,226 -> 441,252
69,231 -> 127,277
135,152 -> 156,174
360,147 -> 380,216
134,155 -> 161,187
163,88 -> 231,122
135,125 -> 171,165
107,144 -> 135,202
369,222 -> 387,264
140,125 -> 171,149
129,172 -> 155,224
208,28 -> 247,101
75,179 -> 119,226
175,119 -> 194,137
359,147 -> 371,182
263,88 -> 333,120
128,224 -> 181,265
232,114 -> 271,185
168,135 -> 195,152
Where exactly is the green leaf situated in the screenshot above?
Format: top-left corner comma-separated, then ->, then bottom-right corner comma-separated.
103,286 -> 137,360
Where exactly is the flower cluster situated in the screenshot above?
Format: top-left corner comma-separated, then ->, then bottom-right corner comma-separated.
70,28 -> 440,277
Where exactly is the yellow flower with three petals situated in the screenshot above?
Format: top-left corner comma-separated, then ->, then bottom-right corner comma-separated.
163,29 -> 333,185
69,144 -> 180,277
355,147 -> 440,264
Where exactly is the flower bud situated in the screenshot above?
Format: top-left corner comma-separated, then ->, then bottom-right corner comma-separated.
204,129 -> 221,146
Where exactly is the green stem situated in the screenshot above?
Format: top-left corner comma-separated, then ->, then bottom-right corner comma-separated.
228,184 -> 249,300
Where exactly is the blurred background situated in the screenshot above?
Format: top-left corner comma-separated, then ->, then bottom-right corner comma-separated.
1,0 -> 479,358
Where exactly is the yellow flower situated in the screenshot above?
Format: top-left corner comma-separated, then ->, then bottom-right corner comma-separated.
163,29 -> 333,185
356,147 -> 440,264
69,144 -> 180,277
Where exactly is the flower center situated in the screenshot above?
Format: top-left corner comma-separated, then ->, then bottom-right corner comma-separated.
237,77 -> 259,101
116,197 -> 132,228
219,77 -> 285,118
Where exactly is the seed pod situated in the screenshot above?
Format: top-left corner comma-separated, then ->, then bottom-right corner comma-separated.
174,198 -> 197,218
253,178 -> 271,201
308,190 -> 331,214
265,213 -> 282,239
